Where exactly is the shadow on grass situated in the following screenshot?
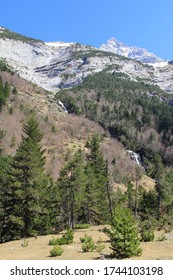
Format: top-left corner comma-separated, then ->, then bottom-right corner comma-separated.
94,253 -> 113,260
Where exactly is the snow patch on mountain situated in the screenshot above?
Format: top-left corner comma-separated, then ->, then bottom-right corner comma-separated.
1,34 -> 173,93
100,37 -> 164,64
45,42 -> 74,48
0,26 -> 5,32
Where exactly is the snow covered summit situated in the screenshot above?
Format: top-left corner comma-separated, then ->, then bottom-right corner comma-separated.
100,37 -> 164,64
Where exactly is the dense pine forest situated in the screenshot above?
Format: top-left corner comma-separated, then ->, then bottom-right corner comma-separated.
55,70 -> 173,234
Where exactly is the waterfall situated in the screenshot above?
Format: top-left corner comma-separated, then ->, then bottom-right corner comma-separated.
58,100 -> 68,113
126,150 -> 141,166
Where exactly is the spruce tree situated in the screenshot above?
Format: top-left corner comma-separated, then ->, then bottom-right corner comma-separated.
1,115 -> 50,241
104,205 -> 142,259
0,155 -> 13,242
85,134 -> 110,224
57,149 -> 86,229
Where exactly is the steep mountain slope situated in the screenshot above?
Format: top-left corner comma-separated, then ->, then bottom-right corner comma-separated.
0,69 -> 138,181
100,37 -> 163,63
1,27 -> 173,93
1,27 -> 173,171
2,29 -> 173,245
2,27 -> 173,171
57,69 -> 173,172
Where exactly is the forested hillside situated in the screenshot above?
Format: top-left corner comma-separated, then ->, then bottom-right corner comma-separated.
56,70 -> 173,167
55,70 -> 173,234
1,62 -> 173,259
0,67 -> 136,244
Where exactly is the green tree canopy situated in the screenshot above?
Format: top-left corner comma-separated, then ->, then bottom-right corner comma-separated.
104,205 -> 142,259
85,134 -> 111,224
1,115 -> 51,241
57,149 -> 86,229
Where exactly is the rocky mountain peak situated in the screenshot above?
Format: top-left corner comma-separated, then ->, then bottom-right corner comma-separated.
106,37 -> 126,48
100,37 -> 164,64
1,27 -> 173,93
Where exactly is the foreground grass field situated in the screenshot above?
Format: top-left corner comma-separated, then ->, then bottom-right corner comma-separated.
0,225 -> 173,260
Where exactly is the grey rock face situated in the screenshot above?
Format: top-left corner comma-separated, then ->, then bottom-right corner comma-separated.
100,37 -> 164,64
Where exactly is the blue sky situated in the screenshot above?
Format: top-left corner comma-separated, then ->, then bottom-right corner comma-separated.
1,0 -> 173,60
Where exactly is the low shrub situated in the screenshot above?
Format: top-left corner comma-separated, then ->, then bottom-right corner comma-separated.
80,235 -> 105,253
95,238 -> 105,252
75,224 -> 90,229
140,228 -> 154,242
81,240 -> 96,252
62,229 -> 74,244
50,246 -> 63,257
21,239 -> 29,247
48,237 -> 59,246
49,229 -> 74,246
139,221 -> 155,242
49,237 -> 67,246
80,234 -> 96,252
80,234 -> 93,243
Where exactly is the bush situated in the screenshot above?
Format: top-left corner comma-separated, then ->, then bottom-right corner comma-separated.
80,234 -> 96,252
80,234 -> 93,243
21,239 -> 29,247
50,246 -> 63,257
49,237 -> 59,246
49,237 -> 65,246
81,240 -> 95,252
140,228 -> 154,242
139,221 -> 155,242
75,224 -> 90,229
80,235 -> 105,253
49,229 -> 74,246
95,238 -> 105,253
62,229 -> 74,244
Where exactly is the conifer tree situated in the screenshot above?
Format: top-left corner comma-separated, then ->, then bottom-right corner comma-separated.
0,77 -> 10,110
0,155 -> 13,242
104,205 -> 142,259
3,81 -> 10,100
134,167 -> 142,218
57,149 -> 86,229
126,179 -> 135,211
85,134 -> 110,224
0,76 -> 5,110
153,154 -> 165,217
1,115 -> 50,241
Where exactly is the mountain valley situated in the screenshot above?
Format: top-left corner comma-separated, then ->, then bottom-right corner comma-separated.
1,27 -> 173,259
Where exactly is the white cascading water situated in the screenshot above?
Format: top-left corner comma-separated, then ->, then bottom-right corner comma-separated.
126,150 -> 141,166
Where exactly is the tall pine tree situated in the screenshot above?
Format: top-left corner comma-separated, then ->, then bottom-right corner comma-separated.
84,134 -> 111,224
0,155 -> 13,242
57,149 -> 86,229
1,115 -> 51,241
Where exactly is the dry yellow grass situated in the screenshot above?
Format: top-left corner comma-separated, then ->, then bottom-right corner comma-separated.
113,175 -> 155,193
139,175 -> 155,191
0,226 -> 173,260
